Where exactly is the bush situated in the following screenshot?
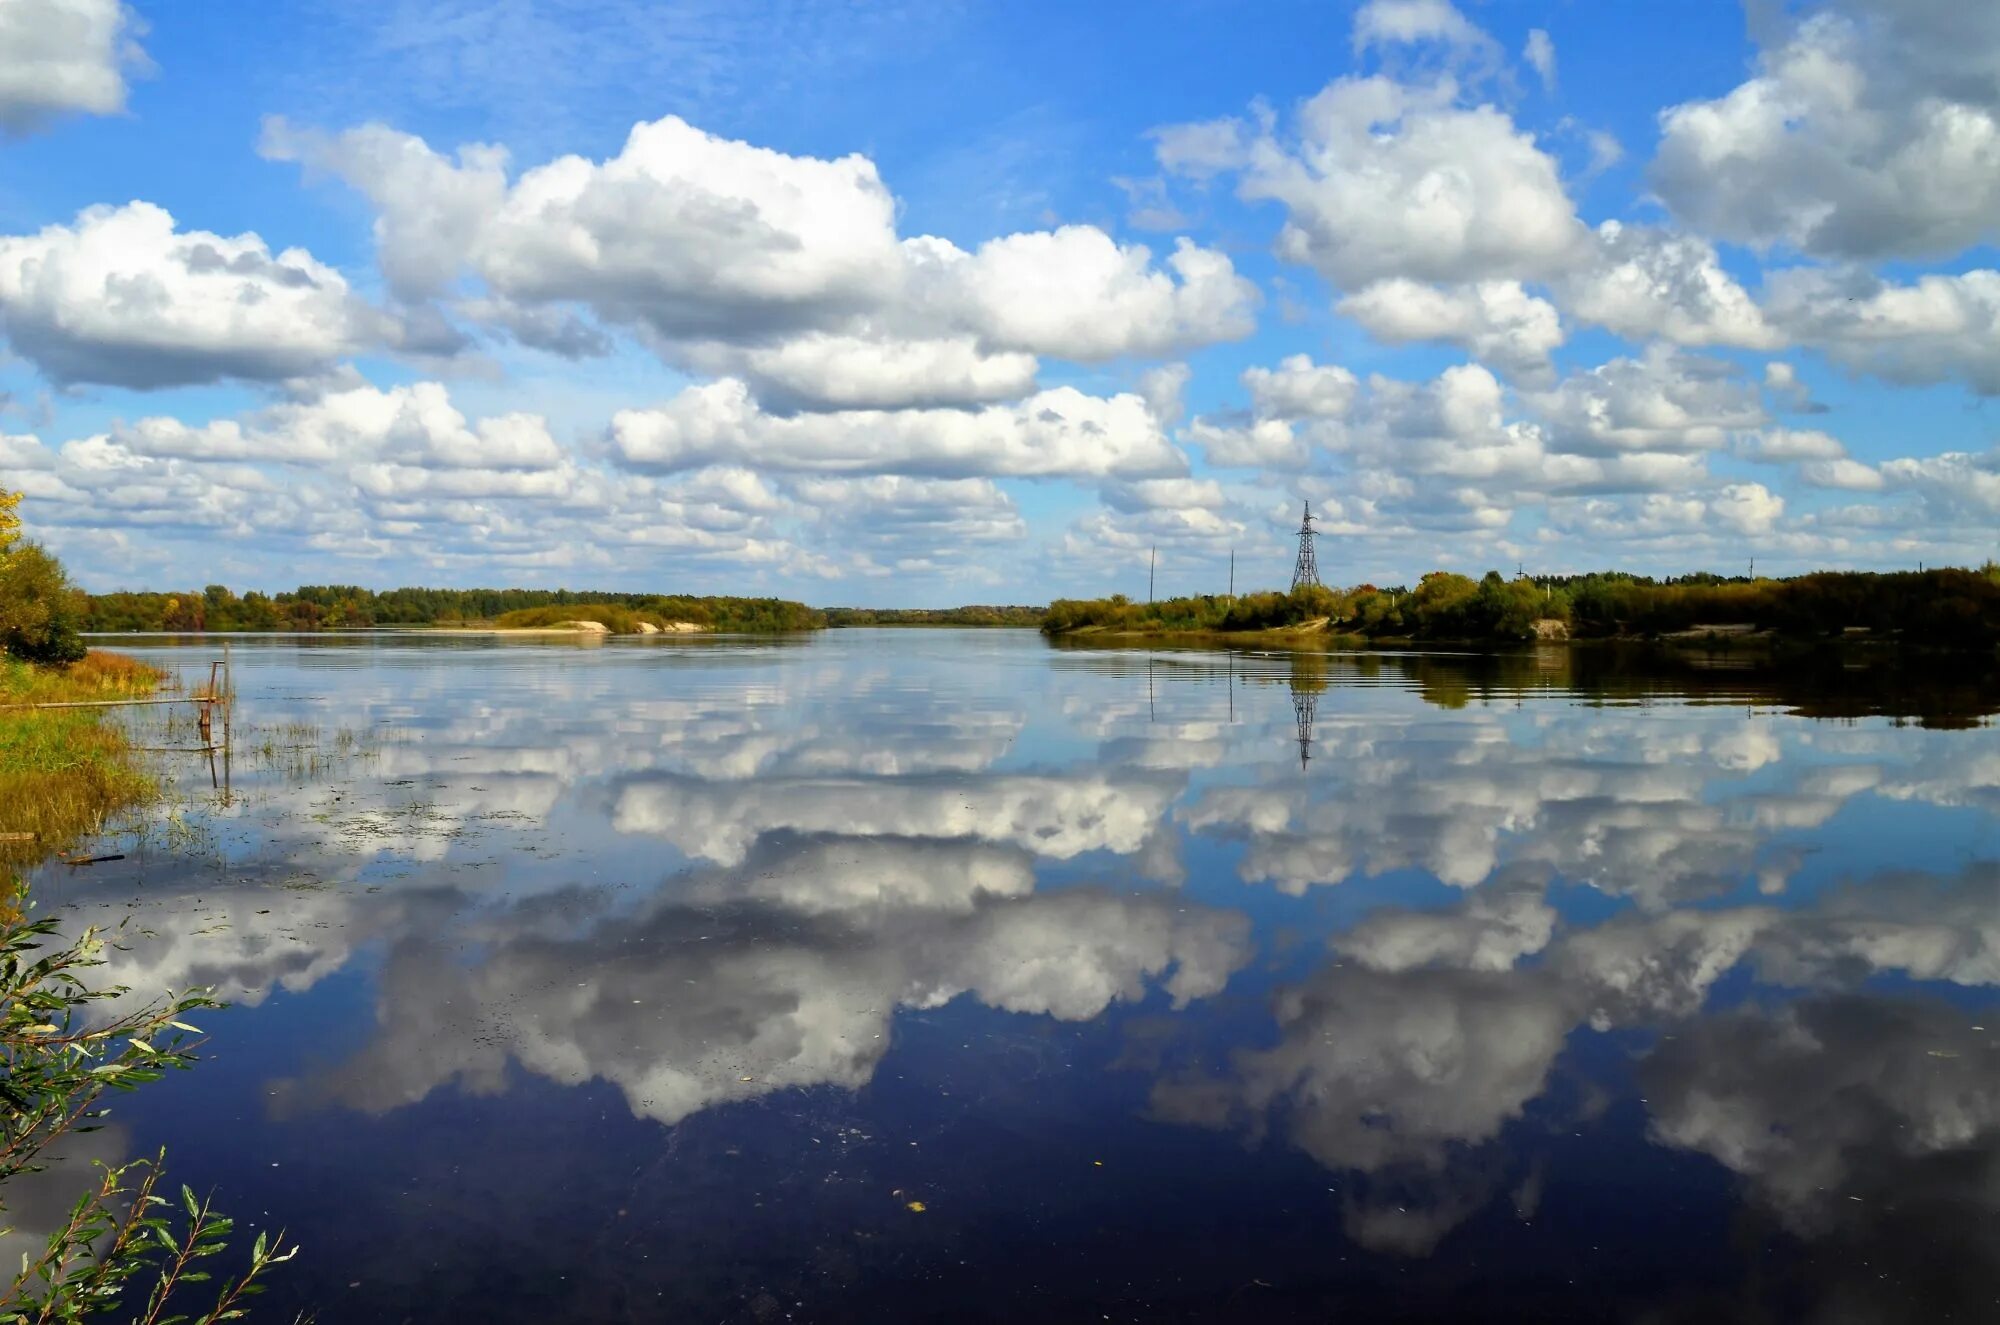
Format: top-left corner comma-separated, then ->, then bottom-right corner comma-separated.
0,543 -> 87,665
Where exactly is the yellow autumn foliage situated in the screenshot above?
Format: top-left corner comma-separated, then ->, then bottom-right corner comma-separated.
0,489 -> 20,560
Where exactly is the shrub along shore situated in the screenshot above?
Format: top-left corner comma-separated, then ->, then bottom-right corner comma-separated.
1043,566 -> 2000,648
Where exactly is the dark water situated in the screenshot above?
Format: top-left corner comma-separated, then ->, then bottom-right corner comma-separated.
21,630 -> 2000,1323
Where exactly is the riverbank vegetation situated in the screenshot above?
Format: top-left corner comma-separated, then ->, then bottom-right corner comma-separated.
2,495 -> 165,866
79,584 -> 827,633
1,652 -> 165,871
2,490 -> 300,1319
1044,566 -> 2000,646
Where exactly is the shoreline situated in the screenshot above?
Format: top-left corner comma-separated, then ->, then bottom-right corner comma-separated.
1044,625 -> 1997,654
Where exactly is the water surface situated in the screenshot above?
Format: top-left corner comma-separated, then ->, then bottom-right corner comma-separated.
26,630 -> 2000,1323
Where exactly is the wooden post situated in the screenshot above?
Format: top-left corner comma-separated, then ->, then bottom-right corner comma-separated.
221,641 -> 232,801
198,660 -> 217,745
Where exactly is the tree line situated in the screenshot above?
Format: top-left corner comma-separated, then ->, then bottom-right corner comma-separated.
77,584 -> 827,633
1044,566 -> 2000,647
823,605 -> 1046,627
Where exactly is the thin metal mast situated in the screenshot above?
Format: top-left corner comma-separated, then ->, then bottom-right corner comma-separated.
1290,501 -> 1320,591
1149,546 -> 1156,603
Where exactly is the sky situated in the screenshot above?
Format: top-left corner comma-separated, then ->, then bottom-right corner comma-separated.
0,0 -> 1997,605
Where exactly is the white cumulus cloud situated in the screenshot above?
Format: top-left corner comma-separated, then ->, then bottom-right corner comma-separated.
0,0 -> 143,135
0,202 -> 394,388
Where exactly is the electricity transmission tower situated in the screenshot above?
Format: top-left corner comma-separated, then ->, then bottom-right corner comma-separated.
1291,501 -> 1321,591
1292,686 -> 1317,771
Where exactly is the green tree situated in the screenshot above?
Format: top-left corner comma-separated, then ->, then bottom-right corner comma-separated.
1410,571 -> 1480,637
0,544 -> 87,665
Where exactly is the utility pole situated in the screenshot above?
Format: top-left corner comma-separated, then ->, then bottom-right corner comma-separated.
1149,546 -> 1156,604
1749,556 -> 1755,579
1228,549 -> 1235,599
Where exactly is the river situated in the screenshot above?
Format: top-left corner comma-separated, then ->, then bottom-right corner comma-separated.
21,629 -> 2000,1322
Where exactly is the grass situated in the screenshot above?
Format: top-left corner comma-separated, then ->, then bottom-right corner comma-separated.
0,650 -> 168,702
0,651 -> 165,871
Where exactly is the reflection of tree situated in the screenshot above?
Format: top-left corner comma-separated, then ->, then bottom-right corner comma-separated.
1049,639 -> 2000,728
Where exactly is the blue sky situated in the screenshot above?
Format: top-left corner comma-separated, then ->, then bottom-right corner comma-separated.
1,0 -> 1996,603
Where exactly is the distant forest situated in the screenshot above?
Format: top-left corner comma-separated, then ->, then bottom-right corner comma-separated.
80,585 -> 827,633
1044,566 -> 2000,646
823,605 -> 1045,627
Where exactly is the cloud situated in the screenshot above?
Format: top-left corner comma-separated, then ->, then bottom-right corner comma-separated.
1736,427 -> 1847,463
270,113 -> 901,337
1338,884 -> 1557,973
1182,704 -> 1810,906
1641,991 -> 2000,1320
0,0 -> 143,135
785,474 -> 1027,574
1151,961 -> 1577,1252
1761,360 -> 1828,414
1190,345 -> 1761,537
1765,266 -> 2000,395
1160,72 -> 1586,288
1188,417 -> 1308,472
610,379 -> 1185,479
1645,991 -> 2000,1223
276,844 -> 1250,1127
914,227 -> 1259,362
1529,346 -> 1766,457
0,202 -> 393,388
112,381 -> 562,470
686,333 -> 1039,412
1554,222 -> 1780,350
1800,457 -> 1886,491
1875,449 -> 2000,517
610,767 -> 1183,866
1523,29 -> 1556,92
1652,3 -> 2000,259
266,113 -> 1258,408
1354,0 -> 1501,68
1337,278 -> 1564,384
1243,354 -> 1360,421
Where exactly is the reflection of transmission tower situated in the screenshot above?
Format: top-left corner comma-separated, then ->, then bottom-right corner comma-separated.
1291,501 -> 1320,590
1292,685 -> 1318,771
